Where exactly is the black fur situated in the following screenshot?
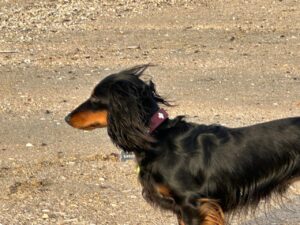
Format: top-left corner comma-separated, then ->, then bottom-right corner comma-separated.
66,65 -> 300,225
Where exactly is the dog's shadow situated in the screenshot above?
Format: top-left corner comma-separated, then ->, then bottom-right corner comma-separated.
236,194 -> 300,225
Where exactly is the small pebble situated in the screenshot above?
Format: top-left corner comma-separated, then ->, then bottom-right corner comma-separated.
127,45 -> 140,49
111,203 -> 117,208
42,213 -> 49,219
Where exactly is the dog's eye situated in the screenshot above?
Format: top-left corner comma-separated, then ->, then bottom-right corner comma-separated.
90,96 -> 100,103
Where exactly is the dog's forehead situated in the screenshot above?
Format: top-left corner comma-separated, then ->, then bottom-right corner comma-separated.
92,69 -> 151,98
96,73 -> 127,87
92,74 -> 116,95
98,73 -> 118,86
93,73 -> 133,95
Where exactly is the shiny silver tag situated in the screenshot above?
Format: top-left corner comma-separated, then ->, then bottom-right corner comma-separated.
120,150 -> 135,162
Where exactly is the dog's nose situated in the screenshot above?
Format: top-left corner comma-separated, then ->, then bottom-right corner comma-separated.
65,114 -> 72,124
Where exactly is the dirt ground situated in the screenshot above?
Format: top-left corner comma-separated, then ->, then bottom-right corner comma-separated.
0,0 -> 299,224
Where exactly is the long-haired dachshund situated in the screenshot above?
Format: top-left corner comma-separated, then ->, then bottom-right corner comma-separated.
65,65 -> 300,225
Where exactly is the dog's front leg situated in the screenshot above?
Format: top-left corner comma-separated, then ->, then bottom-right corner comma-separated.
197,198 -> 225,225
177,214 -> 185,225
180,198 -> 225,225
180,204 -> 202,225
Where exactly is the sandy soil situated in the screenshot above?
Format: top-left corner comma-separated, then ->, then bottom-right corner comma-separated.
0,0 -> 299,224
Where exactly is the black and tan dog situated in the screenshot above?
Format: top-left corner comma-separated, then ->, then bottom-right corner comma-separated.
65,65 -> 300,225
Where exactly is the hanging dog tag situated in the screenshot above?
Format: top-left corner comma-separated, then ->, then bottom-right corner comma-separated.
120,150 -> 135,162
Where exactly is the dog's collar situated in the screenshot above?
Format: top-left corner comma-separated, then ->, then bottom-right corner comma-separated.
149,108 -> 168,133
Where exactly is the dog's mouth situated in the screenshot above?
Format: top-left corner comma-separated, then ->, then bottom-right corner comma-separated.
80,123 -> 105,130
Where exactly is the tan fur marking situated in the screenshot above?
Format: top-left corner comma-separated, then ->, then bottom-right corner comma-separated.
198,199 -> 225,225
69,110 -> 108,129
177,219 -> 185,225
155,184 -> 171,198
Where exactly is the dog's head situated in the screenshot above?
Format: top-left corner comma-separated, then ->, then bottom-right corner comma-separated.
65,64 -> 163,130
65,64 -> 169,151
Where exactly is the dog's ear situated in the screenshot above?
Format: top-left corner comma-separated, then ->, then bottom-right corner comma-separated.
107,80 -> 154,152
108,80 -> 140,118
121,64 -> 154,77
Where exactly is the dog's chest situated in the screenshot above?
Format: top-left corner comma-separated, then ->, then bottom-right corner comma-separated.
138,168 -> 177,212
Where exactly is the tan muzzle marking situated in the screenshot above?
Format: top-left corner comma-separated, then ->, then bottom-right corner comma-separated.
68,110 -> 108,129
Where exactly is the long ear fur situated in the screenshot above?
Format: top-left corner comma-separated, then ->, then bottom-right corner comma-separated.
149,80 -> 172,106
107,80 -> 155,152
122,64 -> 154,77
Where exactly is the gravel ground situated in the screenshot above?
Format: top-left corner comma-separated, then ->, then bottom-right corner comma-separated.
0,0 -> 299,224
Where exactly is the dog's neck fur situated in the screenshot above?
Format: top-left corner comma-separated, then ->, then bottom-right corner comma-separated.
108,102 -> 162,153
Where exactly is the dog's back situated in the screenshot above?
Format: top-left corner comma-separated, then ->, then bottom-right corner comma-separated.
153,116 -> 300,211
